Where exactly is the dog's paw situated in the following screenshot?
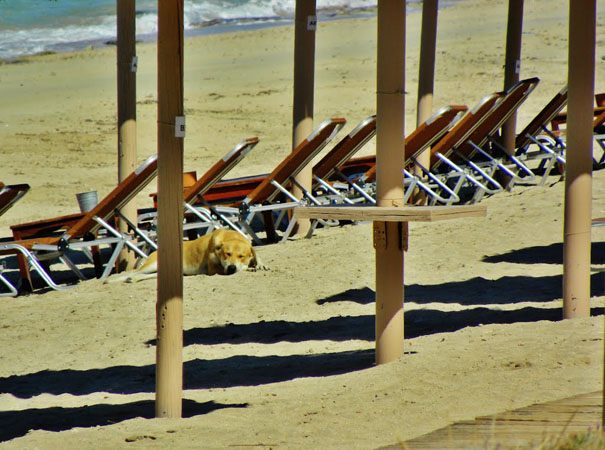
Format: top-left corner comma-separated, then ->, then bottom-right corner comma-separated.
247,263 -> 269,272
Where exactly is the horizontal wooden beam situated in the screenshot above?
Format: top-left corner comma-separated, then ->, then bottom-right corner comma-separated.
294,204 -> 487,222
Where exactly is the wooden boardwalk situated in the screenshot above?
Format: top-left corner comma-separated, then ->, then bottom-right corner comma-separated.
379,391 -> 603,449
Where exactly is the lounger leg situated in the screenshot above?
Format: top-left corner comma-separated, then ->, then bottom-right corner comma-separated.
262,211 -> 279,243
101,240 -> 126,280
0,262 -> 19,297
16,253 -> 33,293
59,255 -> 87,281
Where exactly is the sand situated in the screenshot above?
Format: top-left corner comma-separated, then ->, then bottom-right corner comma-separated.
0,0 -> 604,448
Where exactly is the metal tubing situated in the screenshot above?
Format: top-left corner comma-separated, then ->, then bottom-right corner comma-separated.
563,1 -> 595,319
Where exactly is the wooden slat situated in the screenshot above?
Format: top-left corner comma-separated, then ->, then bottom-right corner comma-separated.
378,391 -> 603,450
294,204 -> 487,222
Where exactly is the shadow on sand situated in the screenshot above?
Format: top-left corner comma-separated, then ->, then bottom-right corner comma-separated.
482,242 -> 605,265
2,249 -> 603,442
2,304 -> 603,403
318,272 -> 605,306
0,399 -> 247,442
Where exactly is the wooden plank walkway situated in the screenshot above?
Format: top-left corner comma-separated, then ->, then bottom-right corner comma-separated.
379,391 -> 603,449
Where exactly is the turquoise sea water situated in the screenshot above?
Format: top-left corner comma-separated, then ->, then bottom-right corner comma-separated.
0,0 -> 385,60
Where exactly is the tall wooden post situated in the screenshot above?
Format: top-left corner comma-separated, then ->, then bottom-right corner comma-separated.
413,0 -> 438,204
563,1 -> 594,319
156,0 -> 185,418
375,0 -> 406,364
117,0 -> 137,271
292,0 -> 316,234
414,0 -> 438,167
501,0 -> 524,156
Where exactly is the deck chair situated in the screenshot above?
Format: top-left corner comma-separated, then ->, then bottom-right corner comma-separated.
312,106 -> 468,207
409,93 -> 504,203
208,118 -> 347,244
137,137 -> 260,242
427,78 -> 540,202
527,90 -> 605,174
356,105 -> 470,205
0,183 -> 30,218
0,155 -> 158,296
446,77 -> 540,197
512,86 -> 569,184
310,115 -> 377,205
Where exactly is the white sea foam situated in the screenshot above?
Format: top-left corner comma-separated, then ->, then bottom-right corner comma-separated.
0,0 -> 413,60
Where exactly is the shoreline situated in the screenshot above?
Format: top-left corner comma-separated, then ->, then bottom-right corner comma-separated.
0,7 -> 380,63
1,0 -> 474,62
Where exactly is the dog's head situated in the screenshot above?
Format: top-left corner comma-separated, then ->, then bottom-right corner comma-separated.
210,231 -> 257,275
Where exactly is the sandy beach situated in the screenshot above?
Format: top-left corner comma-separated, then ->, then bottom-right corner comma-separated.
0,0 -> 604,448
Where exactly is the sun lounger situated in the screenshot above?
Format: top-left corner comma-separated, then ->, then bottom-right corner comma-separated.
426,78 -> 540,202
311,115 -> 377,205
138,137 -> 260,241
0,183 -> 30,219
360,105 -> 470,205
512,86 -> 569,184
310,106 -> 468,207
520,90 -> 605,177
413,92 -> 504,203
208,118 -> 347,244
0,155 -> 158,295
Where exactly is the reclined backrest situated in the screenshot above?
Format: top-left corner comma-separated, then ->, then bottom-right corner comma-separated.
64,154 -> 159,239
362,105 -> 468,183
515,86 -> 568,151
242,118 -> 346,206
312,115 -> 376,182
454,77 -> 540,159
405,105 -> 469,164
0,183 -> 30,218
184,137 -> 259,204
429,92 -> 502,168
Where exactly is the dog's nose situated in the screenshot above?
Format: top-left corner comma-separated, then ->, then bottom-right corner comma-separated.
226,265 -> 237,275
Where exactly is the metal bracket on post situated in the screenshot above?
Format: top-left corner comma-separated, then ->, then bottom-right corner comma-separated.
399,222 -> 409,252
373,221 -> 387,250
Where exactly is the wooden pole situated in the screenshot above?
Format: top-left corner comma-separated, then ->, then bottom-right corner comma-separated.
501,0 -> 524,156
563,0 -> 594,319
414,0 -> 438,164
413,0 -> 438,204
116,0 -> 137,271
292,0 -> 316,234
375,0 -> 406,364
156,0 -> 185,418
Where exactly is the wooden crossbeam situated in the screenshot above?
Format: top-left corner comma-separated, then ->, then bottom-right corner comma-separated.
294,204 -> 487,223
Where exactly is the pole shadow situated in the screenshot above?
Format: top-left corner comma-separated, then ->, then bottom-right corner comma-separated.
0,399 -> 247,442
3,303 -> 603,403
0,349 -> 375,399
316,272 -> 605,306
482,242 -> 605,265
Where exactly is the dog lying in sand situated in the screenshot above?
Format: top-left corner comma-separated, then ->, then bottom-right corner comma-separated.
105,229 -> 267,283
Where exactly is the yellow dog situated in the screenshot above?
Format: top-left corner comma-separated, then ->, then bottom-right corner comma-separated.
105,229 -> 267,283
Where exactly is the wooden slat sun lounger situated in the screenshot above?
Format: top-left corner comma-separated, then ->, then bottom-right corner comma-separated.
1,155 -> 158,295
